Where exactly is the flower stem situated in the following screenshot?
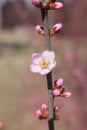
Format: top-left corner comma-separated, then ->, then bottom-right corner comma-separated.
41,9 -> 54,130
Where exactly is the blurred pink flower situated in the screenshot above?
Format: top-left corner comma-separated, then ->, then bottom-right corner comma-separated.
52,89 -> 60,96
0,122 -> 4,129
65,52 -> 73,61
30,50 -> 56,75
72,68 -> 86,84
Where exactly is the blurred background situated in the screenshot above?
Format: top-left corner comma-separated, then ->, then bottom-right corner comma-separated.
0,0 -> 87,130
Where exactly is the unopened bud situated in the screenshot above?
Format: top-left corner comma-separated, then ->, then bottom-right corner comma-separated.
50,23 -> 62,35
53,89 -> 60,96
61,92 -> 72,98
49,2 -> 63,10
36,25 -> 44,36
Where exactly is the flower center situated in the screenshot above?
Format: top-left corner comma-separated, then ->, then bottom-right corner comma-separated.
39,58 -> 50,69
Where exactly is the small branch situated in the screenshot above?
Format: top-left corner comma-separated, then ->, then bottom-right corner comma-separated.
41,9 -> 54,130
47,72 -> 54,130
0,4 -> 2,30
41,9 -> 51,50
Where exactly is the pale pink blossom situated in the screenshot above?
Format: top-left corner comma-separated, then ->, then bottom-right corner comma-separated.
53,89 -> 60,96
63,92 -> 72,98
56,78 -> 63,87
30,50 -> 56,75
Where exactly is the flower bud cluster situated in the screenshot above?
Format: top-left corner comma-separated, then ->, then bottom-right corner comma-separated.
36,104 -> 48,119
36,104 -> 60,120
36,78 -> 71,120
32,0 -> 63,10
32,0 -> 63,36
36,23 -> 62,36
52,78 -> 72,98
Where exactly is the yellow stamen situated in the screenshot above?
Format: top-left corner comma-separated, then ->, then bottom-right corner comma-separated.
39,58 -> 50,69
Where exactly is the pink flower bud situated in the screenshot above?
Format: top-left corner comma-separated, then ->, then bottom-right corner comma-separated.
49,2 -> 63,10
54,105 -> 60,111
32,0 -> 42,8
36,110 -> 42,118
56,78 -> 63,87
63,92 -> 72,98
53,89 -> 60,96
42,104 -> 47,110
54,23 -> 62,32
36,25 -> 44,35
50,23 -> 62,35
36,25 -> 41,31
54,2 -> 64,9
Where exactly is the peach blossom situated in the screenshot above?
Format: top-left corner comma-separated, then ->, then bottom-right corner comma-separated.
30,50 -> 56,75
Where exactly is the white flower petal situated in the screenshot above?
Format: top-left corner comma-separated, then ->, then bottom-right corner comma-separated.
49,61 -> 57,69
46,52 -> 55,62
30,64 -> 41,73
33,57 -> 41,64
48,52 -> 55,61
42,50 -> 50,56
40,69 -> 51,75
32,53 -> 41,59
32,53 -> 42,64
42,51 -> 55,61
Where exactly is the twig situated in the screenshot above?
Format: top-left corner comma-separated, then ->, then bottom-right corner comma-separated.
41,9 -> 54,130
